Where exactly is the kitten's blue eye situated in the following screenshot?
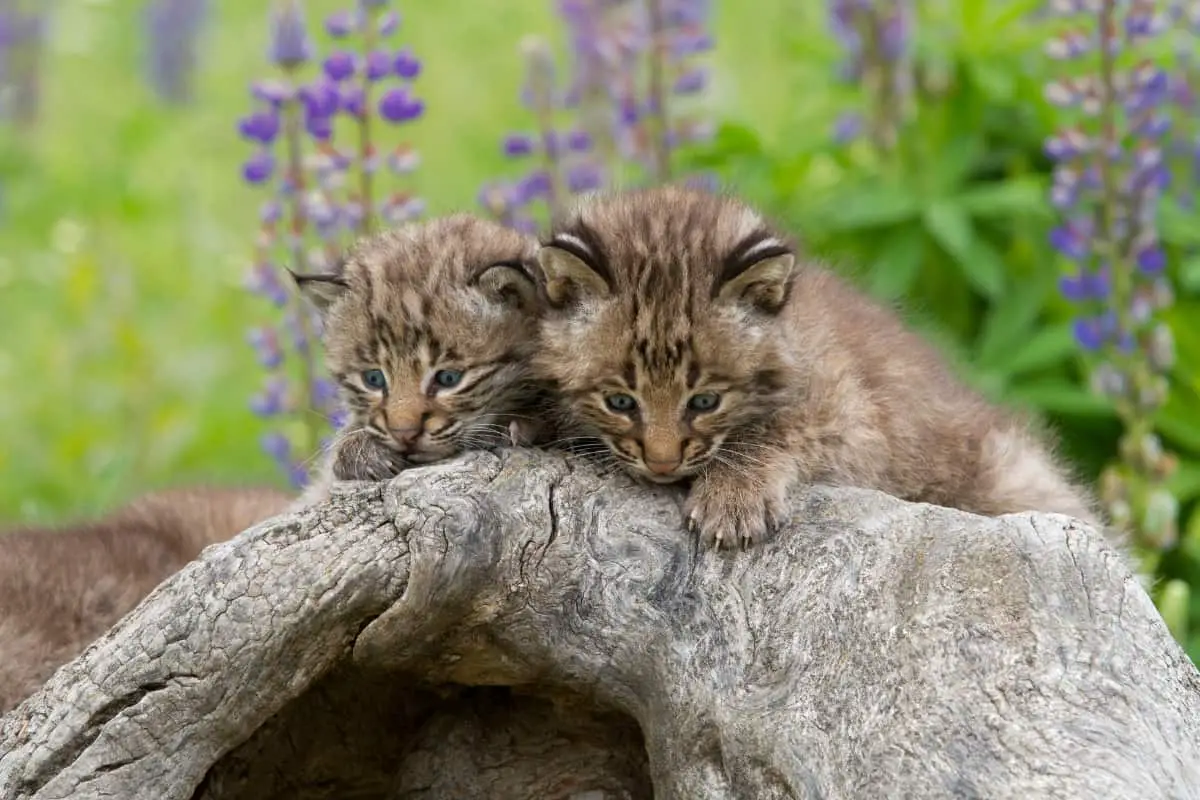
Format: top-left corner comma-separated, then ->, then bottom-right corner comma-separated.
687,392 -> 720,412
362,369 -> 387,390
433,369 -> 464,388
604,393 -> 638,413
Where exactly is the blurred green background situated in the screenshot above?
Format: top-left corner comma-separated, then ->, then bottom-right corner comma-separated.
1,0 -> 1199,657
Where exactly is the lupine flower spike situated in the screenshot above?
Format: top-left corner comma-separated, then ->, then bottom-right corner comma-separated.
480,0 -> 715,232
143,0 -> 211,104
238,0 -> 425,487
827,0 -> 915,149
0,0 -> 47,128
1043,0 -> 1180,552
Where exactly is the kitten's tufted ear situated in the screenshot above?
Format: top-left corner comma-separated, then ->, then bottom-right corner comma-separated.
290,262 -> 348,316
475,260 -> 539,314
715,238 -> 796,314
536,233 -> 611,308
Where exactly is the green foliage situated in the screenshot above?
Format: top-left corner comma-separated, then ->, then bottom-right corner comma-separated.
680,0 -> 1200,661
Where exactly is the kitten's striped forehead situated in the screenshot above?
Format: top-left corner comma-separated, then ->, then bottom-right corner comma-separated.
326,214 -> 537,373
548,186 -> 791,377
551,186 -> 787,288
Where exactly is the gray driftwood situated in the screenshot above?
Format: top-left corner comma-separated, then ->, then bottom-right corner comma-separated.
1,449 -> 1198,800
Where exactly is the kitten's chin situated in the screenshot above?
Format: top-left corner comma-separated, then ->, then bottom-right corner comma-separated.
642,473 -> 685,485
627,465 -> 694,484
405,447 -> 459,464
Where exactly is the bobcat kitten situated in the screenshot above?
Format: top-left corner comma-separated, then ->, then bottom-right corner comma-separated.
0,485 -> 291,713
533,186 -> 1102,549
292,215 -> 547,505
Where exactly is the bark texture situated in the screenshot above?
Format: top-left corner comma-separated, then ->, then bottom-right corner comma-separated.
1,449 -> 1198,800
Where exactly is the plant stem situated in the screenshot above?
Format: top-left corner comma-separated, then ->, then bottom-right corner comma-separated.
1094,0 -> 1134,421
645,0 -> 672,182
358,11 -> 376,236
281,89 -> 321,456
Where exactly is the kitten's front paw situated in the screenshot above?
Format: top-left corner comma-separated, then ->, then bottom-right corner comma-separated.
331,431 -> 409,482
685,474 -> 788,550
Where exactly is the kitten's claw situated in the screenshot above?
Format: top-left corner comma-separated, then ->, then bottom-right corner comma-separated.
330,431 -> 410,482
684,475 -> 787,551
504,418 -> 543,448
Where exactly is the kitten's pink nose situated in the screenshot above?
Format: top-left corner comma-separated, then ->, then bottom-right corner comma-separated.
645,457 -> 681,475
389,425 -> 421,447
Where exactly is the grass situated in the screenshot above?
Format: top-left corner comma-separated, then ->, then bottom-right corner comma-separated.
0,0 -> 804,524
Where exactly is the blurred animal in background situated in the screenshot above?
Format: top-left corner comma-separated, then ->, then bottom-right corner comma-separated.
0,484 -> 291,714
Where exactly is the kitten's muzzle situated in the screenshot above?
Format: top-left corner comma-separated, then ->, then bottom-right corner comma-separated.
645,457 -> 682,476
389,425 -> 421,448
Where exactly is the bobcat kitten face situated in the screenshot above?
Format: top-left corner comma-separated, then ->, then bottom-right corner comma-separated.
295,216 -> 542,471
534,186 -> 795,486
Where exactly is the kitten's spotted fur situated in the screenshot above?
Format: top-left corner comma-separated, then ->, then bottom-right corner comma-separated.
534,186 -> 1105,549
0,485 -> 291,714
293,215 -> 547,505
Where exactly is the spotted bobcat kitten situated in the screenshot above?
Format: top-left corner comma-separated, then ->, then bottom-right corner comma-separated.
0,485 -> 291,713
291,215 -> 547,506
533,186 -> 1103,550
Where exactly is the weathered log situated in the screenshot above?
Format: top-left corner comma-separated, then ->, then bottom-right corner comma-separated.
1,449 -> 1198,799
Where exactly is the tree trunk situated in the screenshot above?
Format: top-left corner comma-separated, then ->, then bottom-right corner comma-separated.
1,450 -> 1198,799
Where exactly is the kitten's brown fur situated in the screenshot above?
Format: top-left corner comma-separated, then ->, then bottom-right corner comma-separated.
0,485 -> 291,714
292,215 -> 548,505
534,186 -> 1105,549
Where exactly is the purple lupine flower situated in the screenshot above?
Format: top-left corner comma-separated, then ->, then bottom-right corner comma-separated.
239,109 -> 281,143
242,151 -> 276,183
325,10 -> 356,38
1042,0 -> 1181,549
826,0 -> 914,150
393,48 -> 421,79
502,133 -> 536,157
247,326 -> 285,368
480,0 -> 715,230
269,0 -> 312,68
143,0 -> 211,104
377,11 -> 400,36
378,87 -> 423,122
0,2 -> 46,127
239,1 -> 425,487
365,50 -> 392,81
323,51 -> 357,81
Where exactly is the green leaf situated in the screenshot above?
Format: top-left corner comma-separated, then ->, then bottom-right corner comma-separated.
1180,255 -> 1200,293
923,201 -> 974,260
1003,381 -> 1113,418
924,203 -> 1008,299
925,137 -> 982,197
867,227 -> 926,300
1159,200 -> 1200,247
974,273 -> 1051,367
1000,322 -> 1078,377
809,183 -> 921,232
955,177 -> 1049,220
989,0 -> 1052,31
706,122 -> 764,158
1158,580 -> 1191,645
1168,460 -> 1200,504
967,61 -> 1017,103
1157,404 -> 1200,455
